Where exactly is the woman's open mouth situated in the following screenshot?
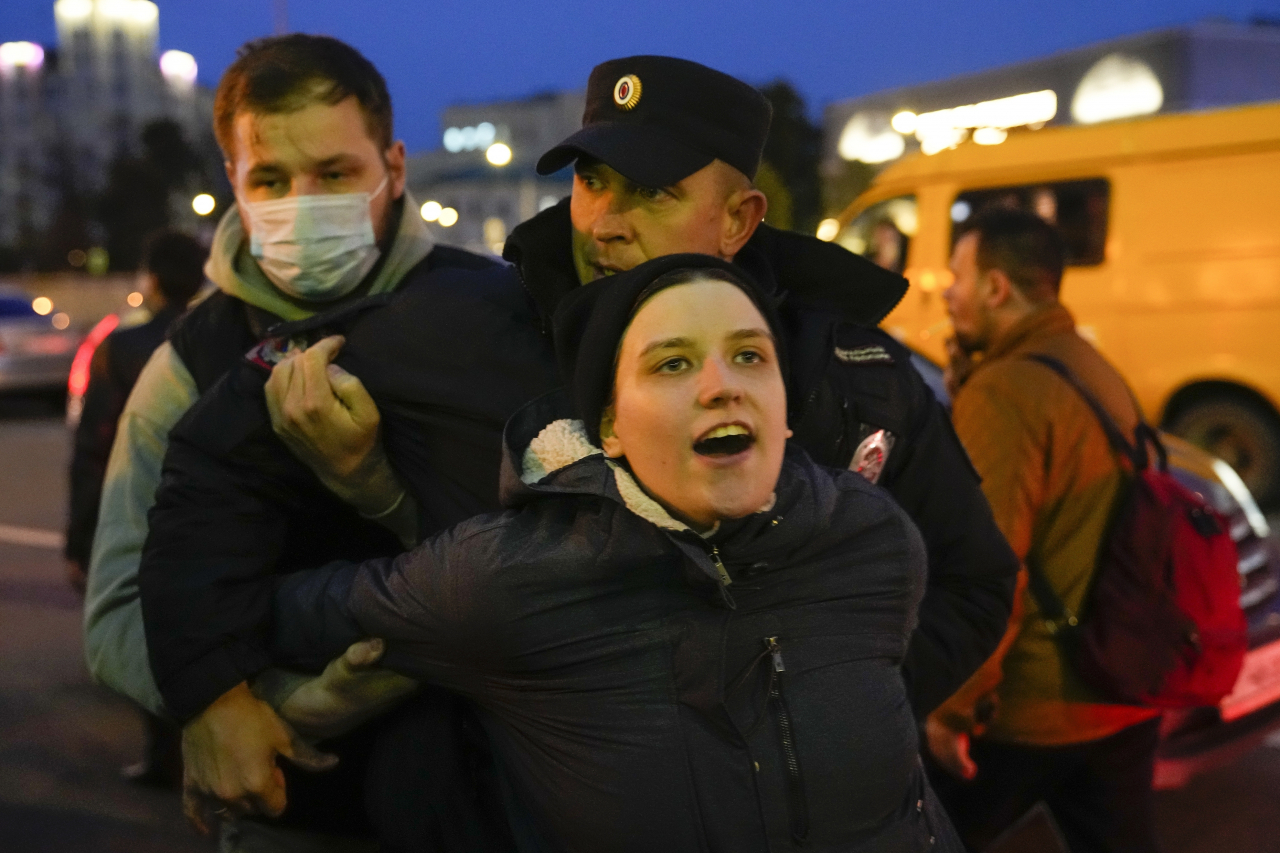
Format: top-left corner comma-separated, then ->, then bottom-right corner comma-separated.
693,424 -> 755,457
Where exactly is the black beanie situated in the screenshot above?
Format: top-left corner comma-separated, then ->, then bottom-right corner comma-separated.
552,253 -> 789,445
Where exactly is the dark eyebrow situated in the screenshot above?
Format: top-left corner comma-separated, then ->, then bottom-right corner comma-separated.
639,336 -> 694,358
728,327 -> 774,343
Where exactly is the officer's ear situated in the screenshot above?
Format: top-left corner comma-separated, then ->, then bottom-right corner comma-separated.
720,187 -> 767,259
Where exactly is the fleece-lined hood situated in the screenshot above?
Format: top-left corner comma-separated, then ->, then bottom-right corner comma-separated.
203,192 -> 436,323
502,197 -> 909,330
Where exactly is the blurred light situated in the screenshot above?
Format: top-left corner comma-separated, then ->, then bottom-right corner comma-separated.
32,297 -> 53,316
920,127 -> 967,156
68,314 -> 120,399
1072,54 -> 1163,124
437,207 -> 458,227
972,126 -> 1008,146
443,122 -> 497,153
816,218 -> 841,242
420,200 -> 442,221
539,195 -> 559,212
160,50 -> 198,86
127,291 -> 144,307
950,200 -> 972,223
86,246 -> 109,276
915,90 -> 1056,155
52,312 -> 71,330
486,143 -> 513,167
100,0 -> 157,24
191,193 -> 216,215
67,248 -> 87,267
54,0 -> 94,22
837,112 -> 905,164
0,42 -> 45,72
891,111 -> 918,135
483,217 -> 507,250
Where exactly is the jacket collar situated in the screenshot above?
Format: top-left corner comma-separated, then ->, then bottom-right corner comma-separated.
503,197 -> 910,329
494,390 -> 834,605
982,302 -> 1077,364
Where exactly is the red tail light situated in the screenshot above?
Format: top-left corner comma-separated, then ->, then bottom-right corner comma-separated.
68,314 -> 120,398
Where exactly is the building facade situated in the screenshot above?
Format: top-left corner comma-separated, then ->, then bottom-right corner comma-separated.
405,90 -> 583,256
0,0 -> 213,264
822,21 -> 1280,208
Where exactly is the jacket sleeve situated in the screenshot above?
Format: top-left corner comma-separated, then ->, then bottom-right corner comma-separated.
66,340 -> 127,564
83,343 -> 198,716
271,520 -> 508,694
881,372 -> 1020,720
138,361 -> 402,721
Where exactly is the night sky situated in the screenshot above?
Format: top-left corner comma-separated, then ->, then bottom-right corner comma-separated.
3,0 -> 1279,153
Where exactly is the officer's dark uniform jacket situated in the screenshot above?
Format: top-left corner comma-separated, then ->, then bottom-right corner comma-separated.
271,392 -> 964,853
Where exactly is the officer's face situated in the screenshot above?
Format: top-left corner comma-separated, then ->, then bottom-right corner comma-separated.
570,159 -> 757,285
225,96 -> 406,244
602,279 -> 789,531
945,232 -> 997,354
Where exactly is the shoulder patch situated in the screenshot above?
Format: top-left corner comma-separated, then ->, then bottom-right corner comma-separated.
834,344 -> 894,365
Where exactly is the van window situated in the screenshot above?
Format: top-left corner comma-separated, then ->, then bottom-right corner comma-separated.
950,179 -> 1110,266
837,195 -> 917,275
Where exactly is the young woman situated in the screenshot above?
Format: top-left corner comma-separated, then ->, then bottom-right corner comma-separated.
271,253 -> 961,852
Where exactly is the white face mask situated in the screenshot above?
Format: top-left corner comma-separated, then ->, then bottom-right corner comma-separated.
244,176 -> 389,301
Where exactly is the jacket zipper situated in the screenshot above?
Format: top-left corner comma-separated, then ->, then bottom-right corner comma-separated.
709,545 -> 732,587
765,636 -> 809,844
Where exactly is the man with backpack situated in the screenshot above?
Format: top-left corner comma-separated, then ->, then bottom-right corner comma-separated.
927,208 -> 1165,853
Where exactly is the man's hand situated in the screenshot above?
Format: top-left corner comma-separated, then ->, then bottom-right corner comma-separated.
265,335 -> 381,489
264,335 -> 417,544
924,715 -> 978,781
180,681 -> 337,835
266,639 -> 420,741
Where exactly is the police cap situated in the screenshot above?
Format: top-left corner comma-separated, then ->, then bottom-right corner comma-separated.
536,55 -> 773,189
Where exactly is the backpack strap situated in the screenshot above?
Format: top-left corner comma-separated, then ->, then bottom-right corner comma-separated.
1024,353 -> 1164,472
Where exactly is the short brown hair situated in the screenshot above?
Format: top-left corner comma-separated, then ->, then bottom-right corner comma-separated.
959,208 -> 1065,299
214,34 -> 393,157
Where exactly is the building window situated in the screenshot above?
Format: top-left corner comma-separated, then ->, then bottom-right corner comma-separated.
950,178 -> 1110,266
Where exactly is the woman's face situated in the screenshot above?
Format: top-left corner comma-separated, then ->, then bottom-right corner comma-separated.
602,278 -> 789,530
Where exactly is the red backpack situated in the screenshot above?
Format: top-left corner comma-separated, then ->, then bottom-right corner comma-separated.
1024,354 -> 1247,708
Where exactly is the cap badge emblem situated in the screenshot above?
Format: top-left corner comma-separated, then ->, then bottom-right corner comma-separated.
613,74 -> 642,111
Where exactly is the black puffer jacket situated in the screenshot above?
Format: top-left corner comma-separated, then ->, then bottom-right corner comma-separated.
272,393 -> 963,853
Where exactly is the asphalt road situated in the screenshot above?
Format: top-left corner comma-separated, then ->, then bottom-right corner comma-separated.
0,396 -> 1277,852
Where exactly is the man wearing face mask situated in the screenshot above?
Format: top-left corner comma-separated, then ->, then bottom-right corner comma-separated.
85,34 -> 557,852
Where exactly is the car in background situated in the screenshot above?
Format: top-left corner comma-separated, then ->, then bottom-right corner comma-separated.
911,354 -> 1280,789
0,287 -> 81,399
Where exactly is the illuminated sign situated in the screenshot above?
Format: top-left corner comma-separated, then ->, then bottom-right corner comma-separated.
0,41 -> 45,72
1071,54 -> 1164,124
160,50 -> 198,87
443,122 -> 497,153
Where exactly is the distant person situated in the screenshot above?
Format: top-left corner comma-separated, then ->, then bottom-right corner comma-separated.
927,208 -> 1162,853
66,229 -> 206,592
66,229 -> 206,787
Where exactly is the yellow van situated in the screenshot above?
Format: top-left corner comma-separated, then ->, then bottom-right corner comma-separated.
833,101 -> 1280,507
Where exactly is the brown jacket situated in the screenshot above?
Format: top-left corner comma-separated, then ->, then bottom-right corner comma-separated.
945,303 -> 1159,746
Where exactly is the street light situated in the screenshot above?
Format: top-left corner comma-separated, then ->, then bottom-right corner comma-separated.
420,200 -> 442,222
192,193 -> 216,215
486,143 -> 512,167
437,207 -> 458,227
